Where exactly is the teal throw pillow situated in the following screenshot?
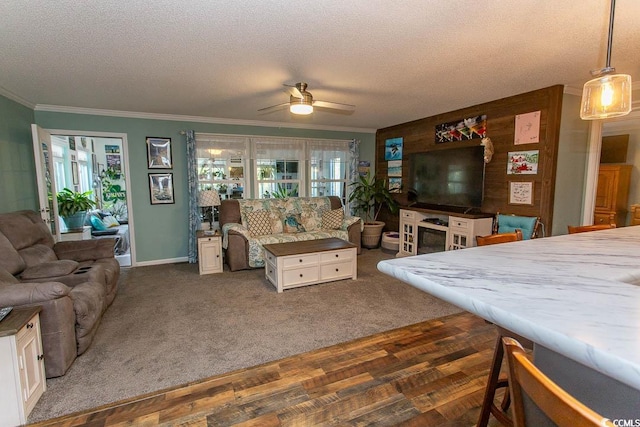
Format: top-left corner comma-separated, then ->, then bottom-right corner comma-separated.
283,213 -> 306,233
90,215 -> 108,231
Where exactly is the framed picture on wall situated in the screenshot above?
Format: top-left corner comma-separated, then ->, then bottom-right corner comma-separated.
146,137 -> 172,169
149,173 -> 174,204
508,181 -> 534,205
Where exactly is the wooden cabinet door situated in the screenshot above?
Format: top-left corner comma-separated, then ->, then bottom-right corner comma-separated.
595,169 -> 617,211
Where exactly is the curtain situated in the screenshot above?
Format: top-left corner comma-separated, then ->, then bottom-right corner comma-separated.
251,138 -> 304,160
186,130 -> 198,263
348,139 -> 360,215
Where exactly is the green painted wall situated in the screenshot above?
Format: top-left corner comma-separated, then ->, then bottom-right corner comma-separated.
552,93 -> 590,235
0,95 -> 37,213
34,110 -> 375,263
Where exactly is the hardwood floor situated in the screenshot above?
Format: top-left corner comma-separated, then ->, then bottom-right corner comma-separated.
29,312 -> 503,427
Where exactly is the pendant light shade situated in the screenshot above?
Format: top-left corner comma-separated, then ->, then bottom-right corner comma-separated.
581,73 -> 632,120
580,0 -> 632,120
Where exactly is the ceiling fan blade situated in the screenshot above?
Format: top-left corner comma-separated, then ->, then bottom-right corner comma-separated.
258,102 -> 289,112
313,100 -> 356,111
283,84 -> 303,98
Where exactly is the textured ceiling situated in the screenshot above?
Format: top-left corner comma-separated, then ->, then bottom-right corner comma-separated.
1,0 -> 639,131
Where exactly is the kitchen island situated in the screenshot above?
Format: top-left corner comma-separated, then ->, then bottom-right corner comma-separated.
378,226 -> 640,420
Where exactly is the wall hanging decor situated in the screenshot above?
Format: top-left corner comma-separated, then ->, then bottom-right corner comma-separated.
435,114 -> 486,143
149,172 -> 174,204
384,137 -> 403,160
388,177 -> 401,193
509,181 -> 534,205
514,111 -> 541,144
388,160 -> 402,177
507,150 -> 539,175
147,137 -> 172,169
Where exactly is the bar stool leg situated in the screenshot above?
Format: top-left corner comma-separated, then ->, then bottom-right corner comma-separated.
477,334 -> 513,427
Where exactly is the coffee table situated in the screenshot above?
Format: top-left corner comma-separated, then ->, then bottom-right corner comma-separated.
263,238 -> 358,293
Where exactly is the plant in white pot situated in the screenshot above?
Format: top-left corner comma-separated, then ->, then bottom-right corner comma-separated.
56,188 -> 96,231
349,173 -> 398,248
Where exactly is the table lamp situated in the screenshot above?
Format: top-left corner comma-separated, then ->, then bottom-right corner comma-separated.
198,189 -> 221,231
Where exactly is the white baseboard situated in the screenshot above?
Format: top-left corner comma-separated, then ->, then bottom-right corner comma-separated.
135,257 -> 189,267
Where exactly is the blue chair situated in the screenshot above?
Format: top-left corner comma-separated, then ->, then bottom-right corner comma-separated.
496,213 -> 541,240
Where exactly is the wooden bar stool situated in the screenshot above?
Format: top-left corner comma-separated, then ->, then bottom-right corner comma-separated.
502,337 -> 614,427
567,223 -> 615,234
475,227 -> 528,426
477,327 -> 533,427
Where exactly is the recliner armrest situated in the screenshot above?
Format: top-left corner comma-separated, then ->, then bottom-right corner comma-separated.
0,281 -> 71,306
221,223 -> 251,249
54,238 -> 117,261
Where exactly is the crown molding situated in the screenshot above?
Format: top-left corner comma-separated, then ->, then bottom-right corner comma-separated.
0,86 -> 36,109
33,104 -> 376,134
563,85 -> 582,96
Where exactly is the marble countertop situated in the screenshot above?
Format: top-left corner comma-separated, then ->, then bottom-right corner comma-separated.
377,226 -> 640,391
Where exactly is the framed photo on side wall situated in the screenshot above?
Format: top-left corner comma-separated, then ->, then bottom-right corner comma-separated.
149,173 -> 174,204
146,137 -> 172,168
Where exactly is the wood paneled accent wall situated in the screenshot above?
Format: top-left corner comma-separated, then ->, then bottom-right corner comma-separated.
376,85 -> 564,233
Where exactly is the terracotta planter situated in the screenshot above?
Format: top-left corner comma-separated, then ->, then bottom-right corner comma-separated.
361,221 -> 385,248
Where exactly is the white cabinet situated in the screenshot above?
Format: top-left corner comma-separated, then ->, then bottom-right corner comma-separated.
447,216 -> 493,250
197,232 -> 223,275
59,226 -> 91,241
398,209 -> 493,255
399,210 -> 419,256
0,307 -> 46,427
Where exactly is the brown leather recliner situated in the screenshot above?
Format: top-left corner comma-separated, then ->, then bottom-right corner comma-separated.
0,210 -> 120,377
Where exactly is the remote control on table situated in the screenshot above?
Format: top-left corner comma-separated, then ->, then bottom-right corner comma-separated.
0,306 -> 12,322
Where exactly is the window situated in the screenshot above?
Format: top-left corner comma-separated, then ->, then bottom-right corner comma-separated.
51,142 -> 67,192
307,140 -> 350,206
195,133 -> 353,205
252,139 -> 304,198
196,135 -> 249,200
77,150 -> 91,193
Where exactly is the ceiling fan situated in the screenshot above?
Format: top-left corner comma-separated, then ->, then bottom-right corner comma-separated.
259,82 -> 356,115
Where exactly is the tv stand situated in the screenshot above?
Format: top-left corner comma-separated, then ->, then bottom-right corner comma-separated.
398,208 -> 493,256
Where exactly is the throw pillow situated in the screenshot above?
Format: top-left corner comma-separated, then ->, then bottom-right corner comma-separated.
246,210 -> 272,237
321,209 -> 344,230
283,213 -> 306,233
90,215 -> 108,231
102,215 -> 120,228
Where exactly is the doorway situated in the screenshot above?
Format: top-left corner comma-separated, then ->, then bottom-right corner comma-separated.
584,111 -> 640,226
31,127 -> 135,267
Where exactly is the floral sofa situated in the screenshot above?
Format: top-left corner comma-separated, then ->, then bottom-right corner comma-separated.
219,196 -> 362,271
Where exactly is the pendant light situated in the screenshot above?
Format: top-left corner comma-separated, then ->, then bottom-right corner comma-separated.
580,0 -> 632,120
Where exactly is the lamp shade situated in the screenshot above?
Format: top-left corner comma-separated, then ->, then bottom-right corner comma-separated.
580,73 -> 632,120
199,189 -> 220,207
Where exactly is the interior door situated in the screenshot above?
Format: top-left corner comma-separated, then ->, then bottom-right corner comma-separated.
31,124 -> 60,239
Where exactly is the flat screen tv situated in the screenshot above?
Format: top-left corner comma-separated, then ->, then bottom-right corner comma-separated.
408,145 -> 485,211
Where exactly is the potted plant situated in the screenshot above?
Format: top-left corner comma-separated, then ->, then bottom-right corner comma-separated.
349,173 -> 398,248
56,188 -> 96,231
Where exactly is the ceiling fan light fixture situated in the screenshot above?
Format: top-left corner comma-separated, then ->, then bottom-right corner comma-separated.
289,96 -> 313,115
580,0 -> 632,120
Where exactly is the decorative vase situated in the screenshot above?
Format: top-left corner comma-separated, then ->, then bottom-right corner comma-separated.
62,212 -> 87,232
361,221 -> 385,249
